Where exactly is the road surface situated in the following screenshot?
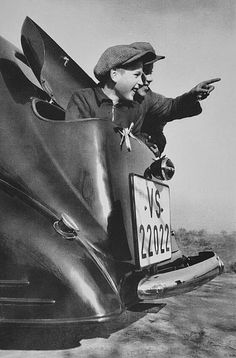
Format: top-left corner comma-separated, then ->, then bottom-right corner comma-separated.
0,273 -> 235,358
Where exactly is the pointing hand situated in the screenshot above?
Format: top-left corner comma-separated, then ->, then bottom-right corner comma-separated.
190,78 -> 221,101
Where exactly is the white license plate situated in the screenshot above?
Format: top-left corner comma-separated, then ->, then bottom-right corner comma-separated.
130,175 -> 171,268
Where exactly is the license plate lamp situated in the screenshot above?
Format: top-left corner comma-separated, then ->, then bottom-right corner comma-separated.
144,156 -> 175,181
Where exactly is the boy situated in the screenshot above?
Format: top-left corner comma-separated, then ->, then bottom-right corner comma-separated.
66,44 -> 220,153
130,41 -> 167,156
65,44 -> 156,129
130,42 -> 221,156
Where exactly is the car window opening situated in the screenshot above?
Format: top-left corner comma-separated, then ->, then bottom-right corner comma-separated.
32,98 -> 65,121
14,51 -> 29,66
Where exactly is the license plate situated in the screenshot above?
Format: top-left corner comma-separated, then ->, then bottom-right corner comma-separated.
130,174 -> 171,268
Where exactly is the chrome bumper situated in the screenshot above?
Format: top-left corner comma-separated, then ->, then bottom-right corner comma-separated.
138,252 -> 224,300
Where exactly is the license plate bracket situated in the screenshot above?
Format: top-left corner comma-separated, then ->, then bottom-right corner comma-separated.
130,174 -> 172,268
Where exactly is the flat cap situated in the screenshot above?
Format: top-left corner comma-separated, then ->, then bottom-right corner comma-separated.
130,42 -> 165,64
94,44 -> 156,81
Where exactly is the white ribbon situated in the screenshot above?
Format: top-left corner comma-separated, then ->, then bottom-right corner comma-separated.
118,122 -> 139,151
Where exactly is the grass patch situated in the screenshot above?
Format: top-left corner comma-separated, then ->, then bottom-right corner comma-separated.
174,229 -> 236,273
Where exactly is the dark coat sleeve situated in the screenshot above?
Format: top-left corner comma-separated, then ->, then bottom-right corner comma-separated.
146,91 -> 202,123
140,91 -> 202,153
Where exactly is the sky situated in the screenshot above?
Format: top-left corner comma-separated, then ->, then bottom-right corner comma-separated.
0,0 -> 235,233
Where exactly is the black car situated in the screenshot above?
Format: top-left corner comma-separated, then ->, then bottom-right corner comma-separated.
0,17 -> 223,325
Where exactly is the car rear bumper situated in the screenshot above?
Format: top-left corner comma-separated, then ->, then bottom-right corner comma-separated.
138,251 -> 224,300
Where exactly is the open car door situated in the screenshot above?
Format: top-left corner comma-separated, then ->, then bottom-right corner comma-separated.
21,16 -> 96,109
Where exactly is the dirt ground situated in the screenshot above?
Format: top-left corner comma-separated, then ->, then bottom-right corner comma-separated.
0,273 -> 235,358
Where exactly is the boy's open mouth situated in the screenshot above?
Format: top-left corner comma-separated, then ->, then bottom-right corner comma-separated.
132,86 -> 139,94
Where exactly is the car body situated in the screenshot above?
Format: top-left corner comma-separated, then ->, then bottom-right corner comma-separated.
0,17 -> 224,325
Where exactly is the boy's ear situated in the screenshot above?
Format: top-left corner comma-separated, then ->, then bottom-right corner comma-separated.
110,68 -> 120,83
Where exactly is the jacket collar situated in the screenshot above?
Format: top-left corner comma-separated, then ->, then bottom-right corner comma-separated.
94,85 -> 134,108
94,85 -> 112,104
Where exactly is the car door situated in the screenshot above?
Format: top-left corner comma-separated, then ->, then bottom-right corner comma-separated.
21,16 -> 96,109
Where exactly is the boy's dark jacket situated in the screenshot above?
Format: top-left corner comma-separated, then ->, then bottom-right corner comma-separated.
65,86 -> 202,153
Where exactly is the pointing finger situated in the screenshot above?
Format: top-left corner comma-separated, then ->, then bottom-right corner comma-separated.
204,78 -> 221,85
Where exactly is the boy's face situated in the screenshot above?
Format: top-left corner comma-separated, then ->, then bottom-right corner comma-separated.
137,63 -> 154,97
112,61 -> 144,101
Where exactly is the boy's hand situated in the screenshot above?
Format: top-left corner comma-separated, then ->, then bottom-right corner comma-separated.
190,78 -> 221,101
145,136 -> 161,157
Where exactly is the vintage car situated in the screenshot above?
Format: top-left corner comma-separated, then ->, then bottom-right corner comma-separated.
0,17 -> 224,325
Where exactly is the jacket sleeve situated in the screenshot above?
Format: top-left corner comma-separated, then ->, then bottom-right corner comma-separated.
139,91 -> 202,154
147,91 -> 202,123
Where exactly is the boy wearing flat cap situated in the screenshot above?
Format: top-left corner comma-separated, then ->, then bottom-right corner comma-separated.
66,44 -> 220,154
65,45 -> 156,128
130,41 -> 167,156
130,41 -> 221,157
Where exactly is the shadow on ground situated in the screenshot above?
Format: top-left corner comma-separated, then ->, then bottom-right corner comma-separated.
0,303 -> 166,350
